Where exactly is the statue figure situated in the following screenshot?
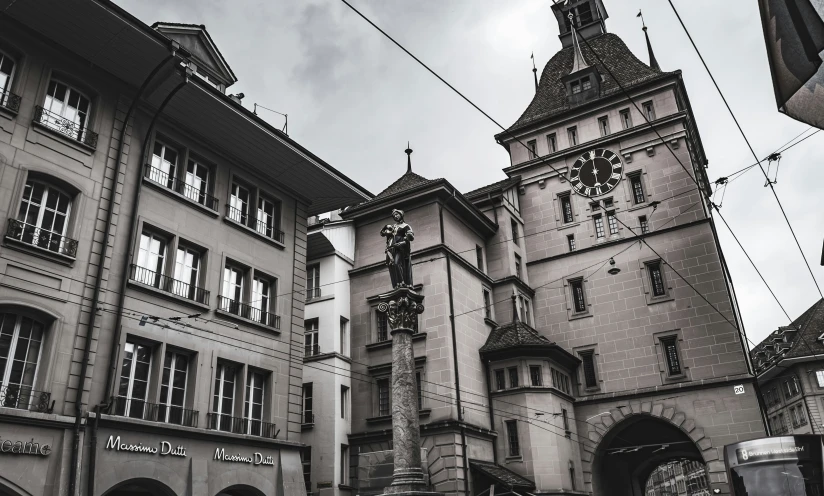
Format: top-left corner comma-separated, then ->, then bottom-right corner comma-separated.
380,209 -> 414,288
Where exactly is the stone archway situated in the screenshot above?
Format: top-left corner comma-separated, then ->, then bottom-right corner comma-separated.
101,478 -> 177,496
216,484 -> 266,496
581,402 -> 724,495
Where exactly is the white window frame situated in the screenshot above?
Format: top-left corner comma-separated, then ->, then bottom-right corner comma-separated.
0,313 -> 45,402
159,350 -> 189,424
222,265 -> 245,304
117,341 -> 153,418
0,49 -> 16,102
302,383 -> 314,424
184,159 -> 210,204
251,276 -> 274,323
173,245 -> 201,298
256,195 -> 281,239
244,370 -> 265,435
42,79 -> 92,141
212,363 -> 236,430
229,182 -> 250,224
136,231 -> 167,286
149,141 -> 178,188
17,180 -> 73,251
305,319 -> 319,356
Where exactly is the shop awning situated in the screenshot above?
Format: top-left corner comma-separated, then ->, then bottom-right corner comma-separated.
470,459 -> 536,491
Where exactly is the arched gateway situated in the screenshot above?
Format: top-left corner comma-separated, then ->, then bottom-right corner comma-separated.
101,478 -> 177,496
582,404 -> 722,495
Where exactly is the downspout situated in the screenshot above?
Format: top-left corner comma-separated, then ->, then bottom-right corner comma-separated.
484,360 -> 497,463
89,76 -> 189,496
440,195 -> 470,494
68,51 -> 179,496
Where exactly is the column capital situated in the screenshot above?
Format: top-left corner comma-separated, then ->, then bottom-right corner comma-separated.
377,287 -> 425,334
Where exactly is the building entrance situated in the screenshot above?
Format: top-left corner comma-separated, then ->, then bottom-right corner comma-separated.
216,485 -> 266,496
102,479 -> 177,496
591,415 -> 708,496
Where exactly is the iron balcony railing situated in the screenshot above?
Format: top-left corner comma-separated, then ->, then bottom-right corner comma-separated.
303,411 -> 315,424
33,105 -> 98,148
306,287 -> 322,301
0,383 -> 53,413
225,204 -> 285,243
304,344 -> 320,357
218,296 -> 281,329
0,89 -> 21,113
130,264 -> 210,305
144,165 -> 219,211
109,396 -> 199,427
207,412 -> 277,438
6,218 -> 79,257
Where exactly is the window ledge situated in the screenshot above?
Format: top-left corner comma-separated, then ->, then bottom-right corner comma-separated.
366,410 -> 430,424
301,422 -> 314,430
484,317 -> 498,327
3,236 -> 76,266
568,311 -> 593,322
305,294 -> 334,305
0,103 -> 18,119
32,121 -> 96,155
647,294 -> 675,305
142,177 -> 220,218
214,307 -> 282,335
627,203 -> 650,213
222,216 -> 286,249
338,485 -> 355,491
366,332 -> 427,351
126,279 -> 211,311
557,221 -> 580,231
504,456 -> 523,463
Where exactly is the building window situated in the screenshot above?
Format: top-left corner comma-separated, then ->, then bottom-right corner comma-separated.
567,234 -> 576,252
307,264 -> 320,300
511,218 -> 520,245
568,126 -> 578,146
340,317 -> 349,356
340,445 -> 350,485
0,50 -> 16,106
495,370 -> 506,391
784,376 -> 801,399
547,133 -> 557,153
302,383 -> 314,424
629,173 -> 646,204
598,116 -> 610,136
211,363 -> 236,431
639,215 -> 649,234
377,378 -> 390,416
244,370 -> 265,436
159,350 -> 189,425
551,368 -> 571,394
15,179 -> 74,255
529,365 -> 542,386
570,80 -> 581,94
581,77 -> 591,91
341,385 -> 349,419
508,367 -> 519,388
228,182 -> 251,226
647,261 -> 666,297
183,159 -> 211,206
115,341 -> 152,419
256,195 -> 282,240
606,211 -> 619,235
172,244 -> 203,300
661,337 -> 682,376
527,139 -> 537,159
791,404 -> 807,427
569,461 -> 577,490
515,254 -> 522,280
570,278 -> 586,313
562,409 -> 570,432
580,351 -> 598,389
560,193 -> 574,223
593,215 -> 605,239
642,101 -> 656,121
416,372 -> 423,410
251,275 -> 276,326
376,311 -> 389,342
148,141 -> 178,188
220,263 -> 245,311
603,198 -> 613,209
304,318 -> 319,357
505,420 -> 520,456
302,448 -> 312,492
41,80 -> 93,144
483,289 -> 492,320
816,370 -> 824,388
620,109 -> 632,129
476,246 -> 484,273
518,295 -> 531,325
0,313 -> 45,410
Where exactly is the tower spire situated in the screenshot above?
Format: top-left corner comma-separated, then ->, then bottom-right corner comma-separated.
569,15 -> 590,75
531,52 -> 538,92
638,10 -> 660,71
405,142 -> 413,173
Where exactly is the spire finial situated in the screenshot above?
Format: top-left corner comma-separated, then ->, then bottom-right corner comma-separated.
511,290 -> 519,323
405,142 -> 413,173
531,52 -> 538,92
638,10 -> 660,71
569,14 -> 590,75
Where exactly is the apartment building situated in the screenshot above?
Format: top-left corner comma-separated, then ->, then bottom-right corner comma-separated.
0,2 -> 369,495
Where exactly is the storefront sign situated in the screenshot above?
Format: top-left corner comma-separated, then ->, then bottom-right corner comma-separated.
0,436 -> 51,456
735,443 -> 807,464
214,448 -> 275,466
105,436 -> 187,457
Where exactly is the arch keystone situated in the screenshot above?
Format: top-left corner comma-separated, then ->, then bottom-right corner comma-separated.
651,404 -> 663,417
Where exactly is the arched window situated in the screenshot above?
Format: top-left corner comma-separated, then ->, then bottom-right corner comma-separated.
10,178 -> 76,256
0,312 -> 45,410
0,49 -> 16,109
36,79 -> 94,145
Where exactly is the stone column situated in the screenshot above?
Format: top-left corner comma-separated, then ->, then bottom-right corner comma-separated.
376,287 -> 439,496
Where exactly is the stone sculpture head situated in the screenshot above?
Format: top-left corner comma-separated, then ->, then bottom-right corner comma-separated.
392,209 -> 404,222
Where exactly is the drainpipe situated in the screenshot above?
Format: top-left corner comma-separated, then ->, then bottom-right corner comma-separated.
439,196 -> 470,494
67,50 -> 180,496
87,401 -> 109,496
484,360 -> 497,463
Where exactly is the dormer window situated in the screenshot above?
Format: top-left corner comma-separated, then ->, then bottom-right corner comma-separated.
581,77 -> 591,91
564,2 -> 594,30
571,81 -> 581,94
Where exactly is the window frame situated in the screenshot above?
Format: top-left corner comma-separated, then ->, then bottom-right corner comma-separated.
642,100 -> 656,121
567,126 -> 578,147
0,49 -> 17,107
476,246 -> 484,273
376,377 -> 391,417
526,139 -> 538,160
14,178 -> 77,257
514,253 -> 522,280
508,367 -> 519,388
660,335 -> 684,378
494,369 -> 506,391
340,317 -> 349,356
212,362 -> 237,431
559,192 -> 575,224
641,258 -> 673,304
593,214 -> 605,240
546,133 -> 557,153
619,108 -> 632,129
341,385 -> 350,419
628,172 -> 647,205
505,420 -> 520,457
568,277 -> 588,316
40,78 -> 95,145
639,215 -> 649,234
529,365 -> 542,386
243,369 -> 266,436
304,318 -> 319,357
606,210 -> 619,236
816,370 -> 824,388
302,382 -> 314,424
578,349 -> 599,391
598,116 -> 610,136
483,288 -> 492,321
0,312 -> 47,408
567,234 -> 576,252
511,218 -> 519,246
159,348 -> 191,424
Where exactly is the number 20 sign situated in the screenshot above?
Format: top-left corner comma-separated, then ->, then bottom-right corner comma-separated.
734,385 -> 745,395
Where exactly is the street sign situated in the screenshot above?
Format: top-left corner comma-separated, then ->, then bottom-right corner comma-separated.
734,385 -> 745,395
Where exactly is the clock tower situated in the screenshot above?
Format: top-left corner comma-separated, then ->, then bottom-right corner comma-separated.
486,2 -> 767,494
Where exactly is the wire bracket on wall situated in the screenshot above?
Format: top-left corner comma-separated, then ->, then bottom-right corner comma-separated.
764,152 -> 781,187
712,177 -> 728,208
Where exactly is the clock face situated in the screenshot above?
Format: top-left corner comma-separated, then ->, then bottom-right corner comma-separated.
569,149 -> 623,197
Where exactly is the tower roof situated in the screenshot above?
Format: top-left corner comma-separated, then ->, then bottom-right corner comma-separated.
497,33 -> 673,137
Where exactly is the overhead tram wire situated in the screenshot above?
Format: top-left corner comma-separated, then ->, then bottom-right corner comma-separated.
666,0 -> 823,300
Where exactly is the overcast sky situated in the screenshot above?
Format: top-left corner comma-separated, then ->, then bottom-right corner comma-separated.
115,0 -> 824,346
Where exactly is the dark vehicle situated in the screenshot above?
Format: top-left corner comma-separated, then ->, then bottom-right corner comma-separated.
725,435 -> 824,495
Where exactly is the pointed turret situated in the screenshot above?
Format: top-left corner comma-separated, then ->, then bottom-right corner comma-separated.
569,24 -> 590,74
638,10 -> 661,71
405,142 -> 413,173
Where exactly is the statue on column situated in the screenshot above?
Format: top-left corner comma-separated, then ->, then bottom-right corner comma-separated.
381,209 -> 414,289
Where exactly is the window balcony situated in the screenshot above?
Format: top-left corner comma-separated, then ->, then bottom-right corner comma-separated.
129,264 -> 210,305
32,105 -> 98,149
306,287 -> 322,301
6,218 -> 78,258
217,296 -> 281,330
0,90 -> 21,113
108,396 -> 199,428
0,383 -> 53,413
225,205 -> 285,245
302,412 -> 315,425
207,412 -> 277,438
144,165 -> 220,211
305,344 -> 320,357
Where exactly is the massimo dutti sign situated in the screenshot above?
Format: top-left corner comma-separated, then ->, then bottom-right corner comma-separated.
104,434 -> 275,466
214,448 -> 275,466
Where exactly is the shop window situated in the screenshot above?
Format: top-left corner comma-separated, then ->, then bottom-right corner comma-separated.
115,340 -> 153,419
0,312 -> 45,410
12,179 -> 77,257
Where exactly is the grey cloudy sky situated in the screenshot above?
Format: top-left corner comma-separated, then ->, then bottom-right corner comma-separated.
116,0 -> 823,346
